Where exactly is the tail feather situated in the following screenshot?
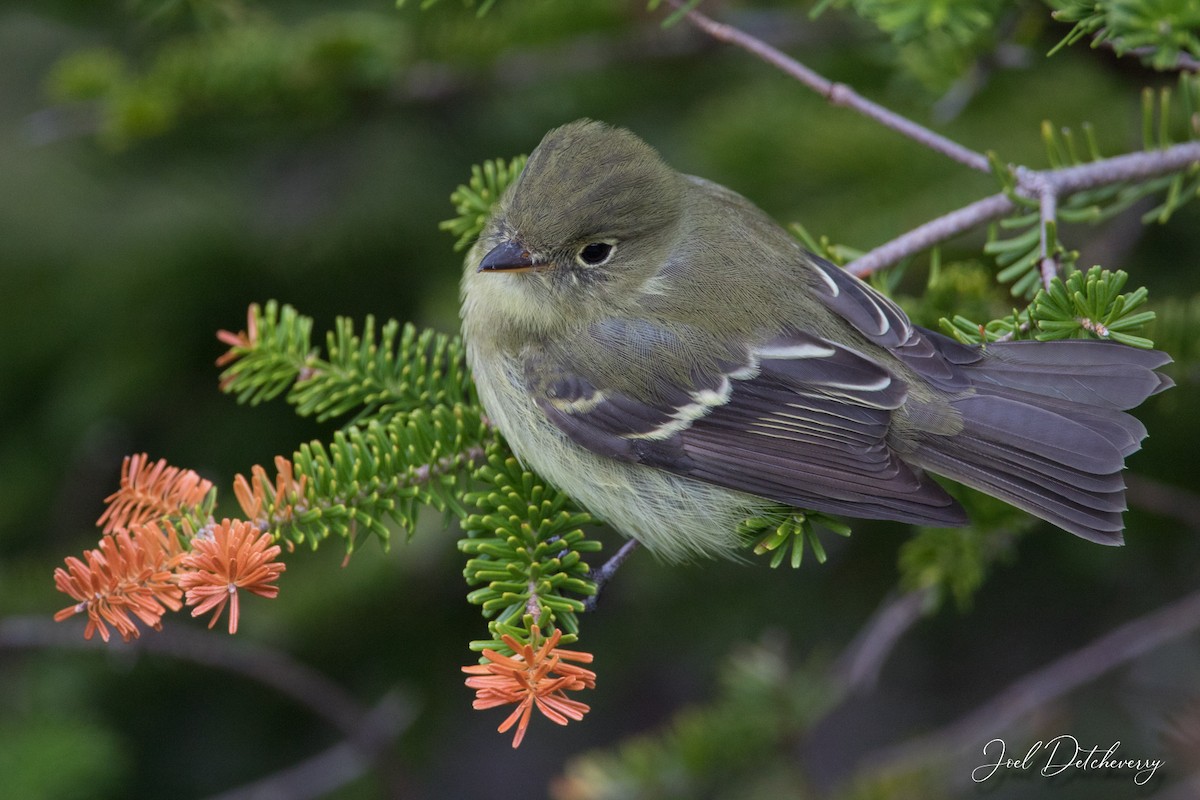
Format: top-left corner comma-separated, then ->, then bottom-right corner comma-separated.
979,385 -> 1149,457
912,338 -> 1172,544
968,340 -> 1173,409
916,442 -> 1126,544
953,395 -> 1124,471
975,437 -> 1126,504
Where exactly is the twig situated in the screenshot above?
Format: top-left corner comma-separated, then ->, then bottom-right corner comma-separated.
412,443 -> 489,486
1029,170 -> 1060,290
834,532 -> 1016,696
583,539 -> 639,612
669,2 -> 1200,278
666,0 -> 992,174
845,193 -> 1014,276
1104,42 -> 1200,73
846,142 -> 1200,276
856,583 -> 1200,780
1044,141 -> 1200,194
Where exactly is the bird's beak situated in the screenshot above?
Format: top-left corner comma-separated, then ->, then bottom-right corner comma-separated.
478,239 -> 535,273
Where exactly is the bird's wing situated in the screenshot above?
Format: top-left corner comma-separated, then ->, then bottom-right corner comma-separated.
803,255 -> 981,387
528,320 -> 967,526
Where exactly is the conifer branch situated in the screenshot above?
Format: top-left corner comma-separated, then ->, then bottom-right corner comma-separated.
1120,45 -> 1200,73
98,453 -> 215,535
460,445 -> 601,649
1050,1 -> 1200,71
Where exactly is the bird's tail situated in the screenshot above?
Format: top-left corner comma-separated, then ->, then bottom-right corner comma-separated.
911,339 -> 1173,544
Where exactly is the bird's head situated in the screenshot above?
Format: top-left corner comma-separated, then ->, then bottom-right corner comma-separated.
462,119 -> 684,342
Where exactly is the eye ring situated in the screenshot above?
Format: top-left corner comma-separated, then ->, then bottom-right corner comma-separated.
576,241 -> 615,267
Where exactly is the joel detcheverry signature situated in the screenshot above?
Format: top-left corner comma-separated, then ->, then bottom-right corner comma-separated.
972,735 -> 1164,786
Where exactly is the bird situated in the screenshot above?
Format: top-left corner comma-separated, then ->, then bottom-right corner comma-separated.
459,119 -> 1173,562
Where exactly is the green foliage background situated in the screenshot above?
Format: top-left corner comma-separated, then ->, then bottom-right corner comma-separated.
2,1 -> 1199,798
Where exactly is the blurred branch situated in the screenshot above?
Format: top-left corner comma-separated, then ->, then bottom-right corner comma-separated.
205,693 -> 411,800
834,528 -> 1017,695
833,586 -> 932,695
0,615 -> 414,781
856,584 -> 1200,780
1126,473 -> 1200,532
1158,770 -> 1200,800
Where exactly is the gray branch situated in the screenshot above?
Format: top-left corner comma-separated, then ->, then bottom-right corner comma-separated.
669,1 -> 992,174
845,193 -> 1014,277
667,2 -> 1200,278
833,587 -> 933,694
847,142 -> 1200,276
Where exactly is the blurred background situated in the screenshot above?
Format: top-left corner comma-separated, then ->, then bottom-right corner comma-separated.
2,1 -> 1199,798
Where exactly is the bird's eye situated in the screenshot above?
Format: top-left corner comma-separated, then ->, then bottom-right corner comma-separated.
577,242 -> 614,267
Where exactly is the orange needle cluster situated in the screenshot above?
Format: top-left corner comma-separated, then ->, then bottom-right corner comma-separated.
97,453 -> 213,535
178,519 -> 286,634
463,625 -> 596,748
53,522 -> 185,642
55,451 -> 289,642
